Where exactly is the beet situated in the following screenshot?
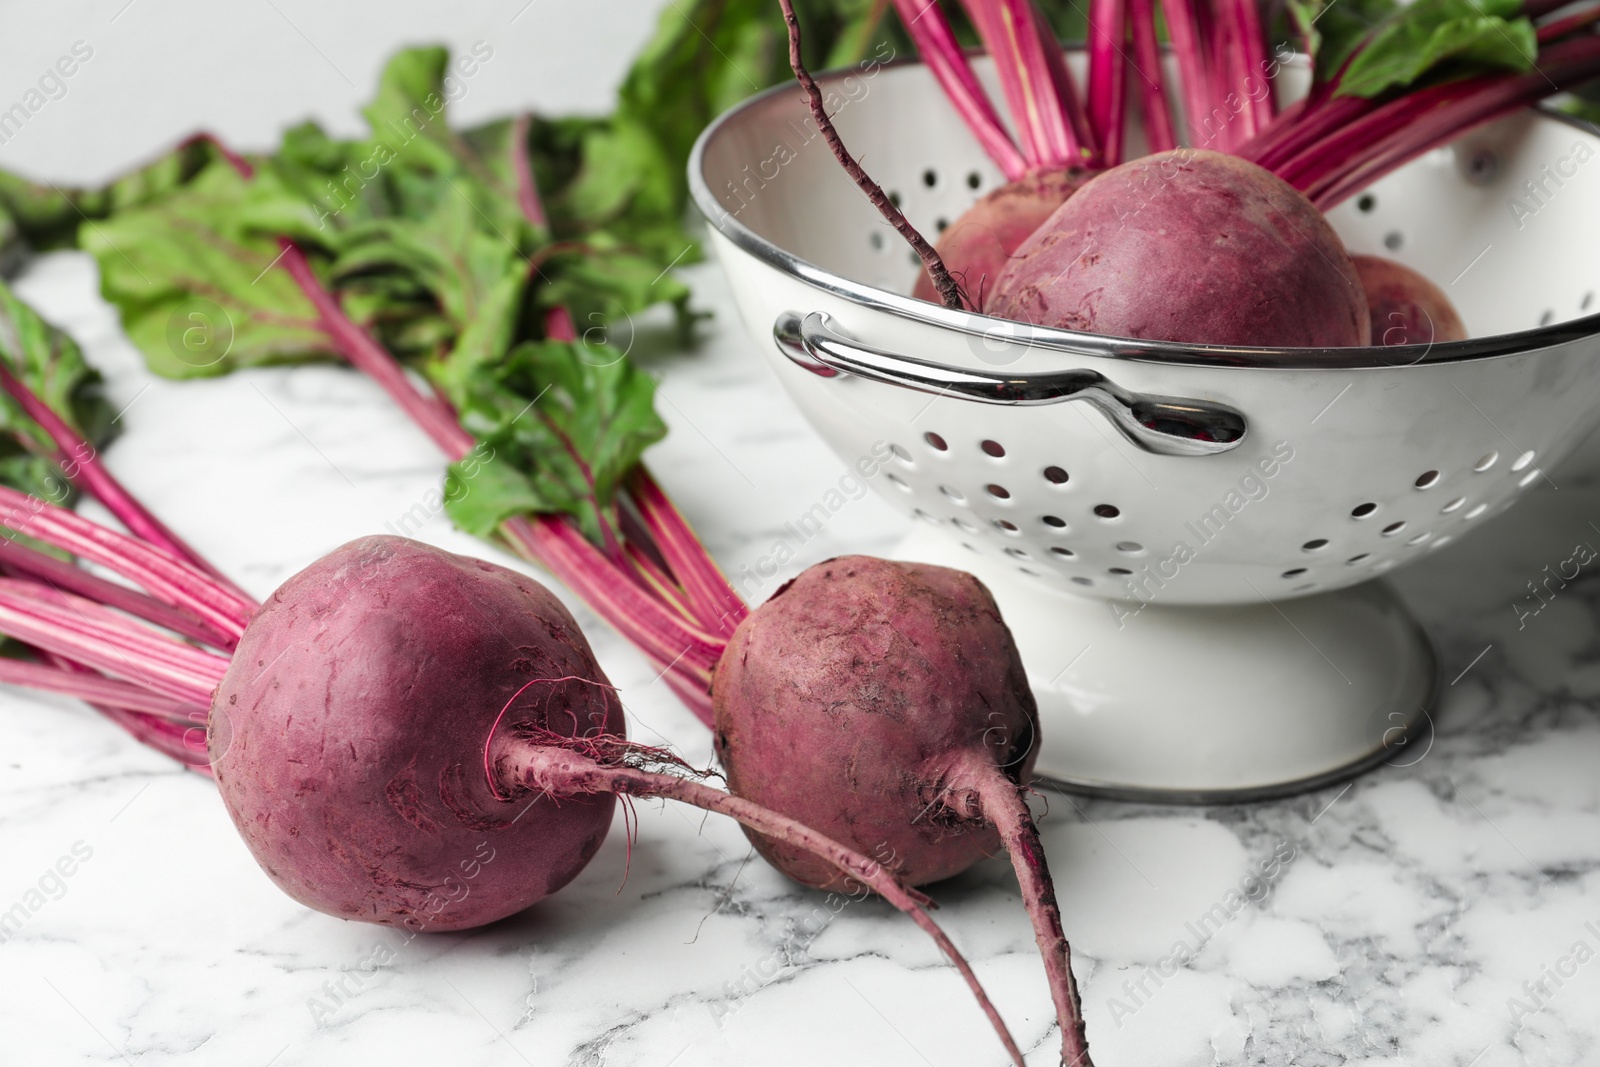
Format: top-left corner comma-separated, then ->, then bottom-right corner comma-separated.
1354,254 -> 1467,348
211,535 -> 625,930
911,167 -> 1088,309
713,555 -> 1091,1066
989,149 -> 1371,348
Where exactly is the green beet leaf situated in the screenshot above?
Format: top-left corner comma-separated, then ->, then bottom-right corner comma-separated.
82,164 -> 332,379
444,339 -> 666,542
1335,0 -> 1536,98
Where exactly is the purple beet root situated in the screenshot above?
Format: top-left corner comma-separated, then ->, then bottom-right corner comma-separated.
989,149 -> 1371,348
210,535 -> 626,931
911,167 -> 1089,309
1355,254 -> 1467,347
712,555 -> 1093,1066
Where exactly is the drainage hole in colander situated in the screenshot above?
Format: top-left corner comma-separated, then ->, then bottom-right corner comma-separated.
940,485 -> 967,504
1442,496 -> 1466,513
922,168 -> 938,188
1373,560 -> 1397,573
913,508 -> 939,525
987,483 -> 1012,499
1018,567 -> 1039,577
952,517 -> 978,533
1109,567 -> 1133,576
1346,553 -> 1370,565
1406,532 -> 1432,546
1474,450 -> 1499,471
1115,541 -> 1145,554
1005,547 -> 1029,560
1070,576 -> 1093,586
1044,465 -> 1070,485
967,171 -> 983,190
1293,583 -> 1317,593
994,519 -> 1020,534
1042,515 -> 1068,529
1539,309 -> 1554,327
1432,535 -> 1455,549
1282,567 -> 1308,578
1510,449 -> 1536,472
981,439 -> 1006,458
962,542 -> 977,552
1519,468 -> 1542,488
869,232 -> 885,252
1464,503 -> 1488,519
1357,194 -> 1377,213
936,217 -> 950,234
925,432 -> 949,452
1584,291 -> 1594,311
907,251 -> 920,267
1414,470 -> 1440,489
885,473 -> 912,492
1049,546 -> 1077,559
1352,502 -> 1379,519
889,190 -> 902,208
1382,521 -> 1407,536
1093,504 -> 1121,519
890,443 -> 913,464
1302,538 -> 1329,551
1384,231 -> 1403,251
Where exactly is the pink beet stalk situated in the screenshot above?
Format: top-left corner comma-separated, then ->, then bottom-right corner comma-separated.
889,0 -> 1030,178
0,364 -> 246,599
1029,2 -> 1097,162
0,580 -> 227,705
1161,0 -> 1217,142
0,485 -> 254,640
0,657 -> 203,720
0,536 -> 232,648
627,469 -> 749,640
1128,0 -> 1178,152
1284,36 -> 1600,204
961,0 -> 1084,165
1086,0 -> 1129,165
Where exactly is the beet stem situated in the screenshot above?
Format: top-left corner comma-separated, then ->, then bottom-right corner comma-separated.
0,536 -> 233,649
1086,0 -> 1129,166
888,0 -> 1030,179
214,136 -> 734,719
626,468 -> 749,640
0,656 -> 203,721
0,485 -> 254,639
0,579 -> 228,704
968,758 -> 1094,1067
777,0 -> 967,310
0,363 -> 244,598
1128,0 -> 1178,152
501,739 -> 1029,1067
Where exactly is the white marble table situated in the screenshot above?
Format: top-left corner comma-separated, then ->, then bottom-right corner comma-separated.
3,4 -> 1600,1065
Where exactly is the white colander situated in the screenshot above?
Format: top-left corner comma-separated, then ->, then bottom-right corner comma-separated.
689,52 -> 1600,801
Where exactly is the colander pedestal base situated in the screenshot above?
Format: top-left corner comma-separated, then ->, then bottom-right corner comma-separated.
894,528 -> 1439,804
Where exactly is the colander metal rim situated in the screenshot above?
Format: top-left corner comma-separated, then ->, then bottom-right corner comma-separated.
688,54 -> 1600,371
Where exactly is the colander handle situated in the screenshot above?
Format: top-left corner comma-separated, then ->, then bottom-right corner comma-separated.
773,311 -> 1247,457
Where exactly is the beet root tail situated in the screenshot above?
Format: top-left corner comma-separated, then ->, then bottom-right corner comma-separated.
970,760 -> 1095,1067
499,737 -> 1027,1067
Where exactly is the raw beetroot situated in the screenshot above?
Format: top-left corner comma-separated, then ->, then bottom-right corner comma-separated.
1354,254 -> 1467,348
211,535 -> 625,929
989,149 -> 1371,347
714,555 -> 1093,1067
911,167 -> 1087,308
